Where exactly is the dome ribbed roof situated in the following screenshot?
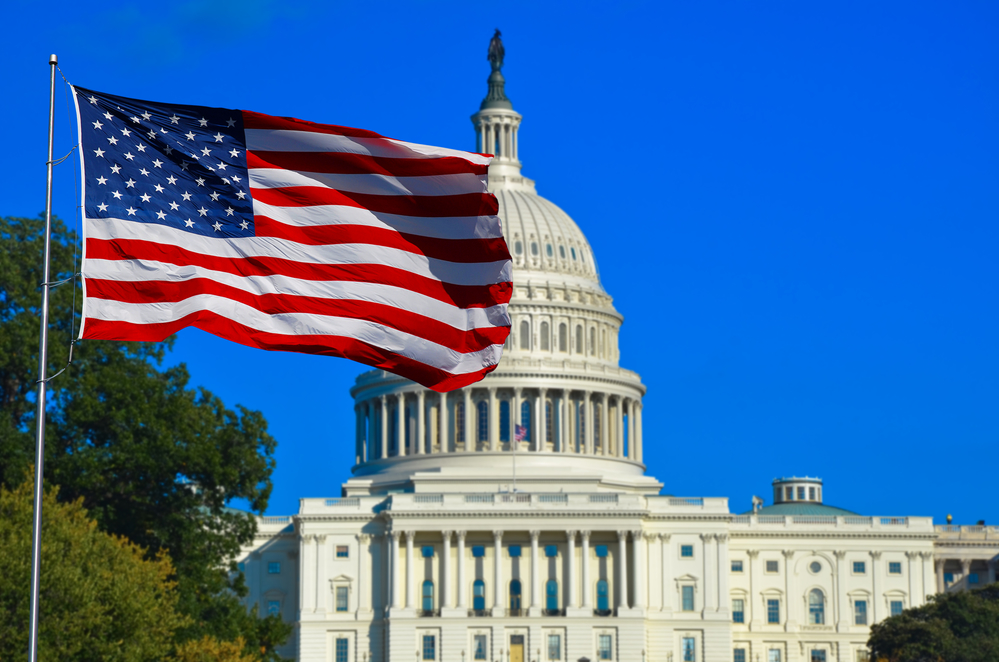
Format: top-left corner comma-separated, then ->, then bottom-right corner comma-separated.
743,502 -> 860,516
496,188 -> 603,290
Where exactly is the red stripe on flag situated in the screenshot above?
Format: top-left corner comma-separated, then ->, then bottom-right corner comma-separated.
247,151 -> 488,177
86,278 -> 509,354
242,111 -> 393,140
82,313 -> 500,392
86,238 -> 513,309
249,186 -> 499,218
252,216 -> 511,264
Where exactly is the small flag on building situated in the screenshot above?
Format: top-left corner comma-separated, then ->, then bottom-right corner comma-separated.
73,88 -> 512,391
515,424 -> 528,442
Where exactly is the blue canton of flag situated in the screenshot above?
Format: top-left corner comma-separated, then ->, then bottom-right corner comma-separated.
76,88 -> 254,238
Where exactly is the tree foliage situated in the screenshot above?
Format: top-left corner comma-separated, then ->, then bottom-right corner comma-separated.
173,636 -> 259,662
0,477 -> 188,661
0,215 -> 291,658
868,584 -> 999,662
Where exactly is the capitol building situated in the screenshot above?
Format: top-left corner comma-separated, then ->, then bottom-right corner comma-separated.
239,39 -> 999,662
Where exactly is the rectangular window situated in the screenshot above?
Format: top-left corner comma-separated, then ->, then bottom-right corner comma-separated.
732,598 -> 745,623
422,635 -> 436,661
809,487 -> 816,500
682,585 -> 695,611
767,599 -> 781,624
969,573 -> 980,585
731,560 -> 743,573
768,651 -> 782,662
547,634 -> 561,661
474,635 -> 487,661
888,561 -> 901,575
595,545 -> 609,558
797,486 -> 806,500
472,545 -> 485,558
422,545 -> 435,558
853,561 -> 866,574
267,600 -> 280,617
598,634 -> 613,661
336,545 -> 349,558
734,650 -> 746,662
680,545 -> 694,558
267,561 -> 281,574
785,486 -> 793,501
854,600 -> 868,625
766,560 -> 779,573
336,586 -> 348,612
810,651 -> 826,662
682,637 -> 696,662
545,544 -> 558,558
890,600 -> 903,616
335,638 -> 349,662
509,545 -> 522,557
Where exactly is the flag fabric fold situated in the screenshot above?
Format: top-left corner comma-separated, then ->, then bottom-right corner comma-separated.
73,87 -> 512,391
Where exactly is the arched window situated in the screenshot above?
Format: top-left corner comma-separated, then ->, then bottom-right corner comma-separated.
545,401 -> 553,443
520,401 -> 531,441
473,579 -> 486,611
809,589 -> 825,625
540,321 -> 550,351
594,405 -> 602,450
456,401 -> 465,443
575,325 -> 583,354
601,328 -> 606,358
476,401 -> 488,442
546,580 -> 559,612
499,401 -> 510,442
577,403 -> 586,451
422,580 -> 435,612
509,579 -> 522,613
519,320 -> 530,350
589,327 -> 596,355
596,579 -> 609,612
558,323 -> 568,352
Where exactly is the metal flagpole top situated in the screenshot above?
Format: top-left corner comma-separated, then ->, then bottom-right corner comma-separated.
49,54 -> 57,65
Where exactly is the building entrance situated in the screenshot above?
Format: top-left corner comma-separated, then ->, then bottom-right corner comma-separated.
509,635 -> 524,662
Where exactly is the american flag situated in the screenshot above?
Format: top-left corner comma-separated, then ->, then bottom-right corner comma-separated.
515,424 -> 527,442
73,87 -> 512,391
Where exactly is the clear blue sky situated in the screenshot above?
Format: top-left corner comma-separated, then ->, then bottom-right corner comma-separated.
5,1 -> 997,523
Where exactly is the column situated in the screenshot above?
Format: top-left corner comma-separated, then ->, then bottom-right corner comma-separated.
405,531 -> 416,609
627,400 -> 636,460
300,535 -> 314,613
567,530 -> 578,609
537,388 -> 547,451
390,531 -> 402,609
417,390 -> 426,454
935,558 -> 945,594
457,531 -> 468,609
513,123 -> 519,160
530,530 -> 541,611
442,531 -> 453,609
492,530 -> 504,612
316,534 -> 328,612
380,396 -> 388,459
920,552 -> 935,603
961,559 -> 972,588
439,391 -> 448,454
396,393 -> 406,457
355,404 -> 364,464
716,534 -> 730,615
357,534 -> 372,613
783,550 -> 795,627
513,387 -> 522,445
748,550 -> 761,627
488,387 -> 499,451
636,401 -> 643,462
660,534 -> 672,613
906,552 -> 919,609
584,390 -> 594,454
463,389 -> 473,452
616,398 -> 625,458
702,534 -> 717,613
600,393 -> 609,455
581,531 -> 592,609
617,531 -> 629,609
632,530 -> 645,609
832,551 -> 846,629
871,551 -> 882,623
560,392 -> 569,453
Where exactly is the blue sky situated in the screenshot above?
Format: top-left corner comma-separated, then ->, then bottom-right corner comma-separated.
5,0 -> 997,523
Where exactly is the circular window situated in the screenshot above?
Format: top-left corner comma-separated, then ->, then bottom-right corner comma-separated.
514,241 -> 523,255
531,242 -> 539,255
809,561 -> 822,574
546,244 -> 553,257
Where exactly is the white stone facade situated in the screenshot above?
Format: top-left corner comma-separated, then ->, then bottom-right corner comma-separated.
238,49 -> 999,662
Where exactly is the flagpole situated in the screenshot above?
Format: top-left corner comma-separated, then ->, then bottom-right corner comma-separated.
28,52 -> 59,662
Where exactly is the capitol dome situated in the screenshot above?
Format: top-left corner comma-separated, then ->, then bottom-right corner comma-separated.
345,43 -> 653,495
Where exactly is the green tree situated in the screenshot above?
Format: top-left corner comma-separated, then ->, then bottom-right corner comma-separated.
868,584 -> 999,662
0,477 -> 188,661
0,215 -> 291,659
